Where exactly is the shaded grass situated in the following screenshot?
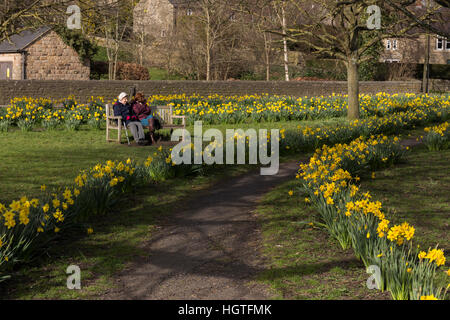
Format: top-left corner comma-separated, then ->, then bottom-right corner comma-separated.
0,118 -> 319,299
185,118 -> 349,133
1,119 -> 435,299
0,162 -> 257,299
0,119 -> 345,205
255,145 -> 449,300
0,126 -> 156,204
359,146 -> 450,254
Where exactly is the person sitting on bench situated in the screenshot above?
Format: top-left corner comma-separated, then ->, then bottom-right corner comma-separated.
113,92 -> 148,146
131,92 -> 157,145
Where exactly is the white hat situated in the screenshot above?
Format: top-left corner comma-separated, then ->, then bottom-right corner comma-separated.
118,92 -> 128,101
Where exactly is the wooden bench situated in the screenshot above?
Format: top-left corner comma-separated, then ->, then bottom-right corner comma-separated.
105,104 -> 186,144
106,103 -> 130,144
152,105 -> 186,139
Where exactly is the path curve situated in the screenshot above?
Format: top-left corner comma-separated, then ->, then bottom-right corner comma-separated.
103,161 -> 302,300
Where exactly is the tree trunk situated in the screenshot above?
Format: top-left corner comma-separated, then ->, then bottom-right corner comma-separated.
139,33 -> 144,66
422,33 -> 430,93
113,43 -> 119,81
347,56 -> 360,120
206,48 -> 211,81
264,32 -> 270,81
205,8 -> 211,81
282,6 -> 289,81
108,60 -> 113,80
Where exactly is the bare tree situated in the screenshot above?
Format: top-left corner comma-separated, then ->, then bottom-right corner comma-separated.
384,0 -> 449,38
274,0 -> 443,119
184,0 -> 239,81
100,0 -> 135,80
272,0 -> 290,81
0,0 -> 113,42
0,0 -> 72,42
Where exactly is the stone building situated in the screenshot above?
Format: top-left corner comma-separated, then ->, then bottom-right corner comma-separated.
0,27 -> 90,80
133,0 -> 202,39
380,0 -> 450,65
381,35 -> 450,65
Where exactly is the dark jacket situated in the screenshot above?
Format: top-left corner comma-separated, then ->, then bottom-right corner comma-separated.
131,100 -> 152,121
113,101 -> 138,126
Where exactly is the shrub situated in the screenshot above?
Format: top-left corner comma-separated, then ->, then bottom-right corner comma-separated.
116,62 -> 150,80
90,61 -> 109,80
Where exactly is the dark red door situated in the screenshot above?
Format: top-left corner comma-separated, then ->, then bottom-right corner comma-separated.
0,62 -> 13,80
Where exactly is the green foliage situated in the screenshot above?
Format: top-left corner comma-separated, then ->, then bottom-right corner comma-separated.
0,119 -> 11,132
148,67 -> 186,80
358,34 -> 383,81
91,46 -> 109,62
55,28 -> 98,62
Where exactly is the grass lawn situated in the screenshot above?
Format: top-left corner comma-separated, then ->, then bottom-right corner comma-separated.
0,118 -> 348,205
0,164 -> 256,299
0,119 -> 325,299
148,67 -> 185,80
0,127 -> 157,204
359,146 -> 449,253
255,145 -> 449,300
2,118 -> 443,299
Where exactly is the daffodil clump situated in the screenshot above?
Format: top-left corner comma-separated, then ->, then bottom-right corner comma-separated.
278,99 -> 449,156
297,135 -> 448,300
143,146 -> 177,181
0,190 -> 79,282
424,121 -> 449,151
0,144 -> 184,281
0,158 -> 140,281
73,158 -> 140,220
148,92 -> 449,125
0,96 -> 106,132
1,94 -> 449,130
1,93 -> 449,288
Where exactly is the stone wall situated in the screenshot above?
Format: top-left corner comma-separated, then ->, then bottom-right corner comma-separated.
25,31 -> 90,80
0,79 -> 448,105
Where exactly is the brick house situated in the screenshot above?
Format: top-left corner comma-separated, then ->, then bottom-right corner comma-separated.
0,27 -> 90,80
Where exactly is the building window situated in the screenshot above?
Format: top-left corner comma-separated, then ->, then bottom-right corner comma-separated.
436,37 -> 444,50
446,39 -> 450,50
187,8 -> 193,16
386,39 -> 398,50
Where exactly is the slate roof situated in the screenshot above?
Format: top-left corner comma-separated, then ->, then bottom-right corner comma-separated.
0,27 -> 51,53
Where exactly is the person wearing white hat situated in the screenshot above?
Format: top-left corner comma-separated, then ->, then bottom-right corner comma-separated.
113,92 -> 148,145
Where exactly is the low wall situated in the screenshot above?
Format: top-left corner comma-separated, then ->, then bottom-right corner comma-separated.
0,79 -> 448,105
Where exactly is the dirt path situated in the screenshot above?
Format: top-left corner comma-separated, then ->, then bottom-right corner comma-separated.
102,136 -> 423,300
103,161 -> 302,300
